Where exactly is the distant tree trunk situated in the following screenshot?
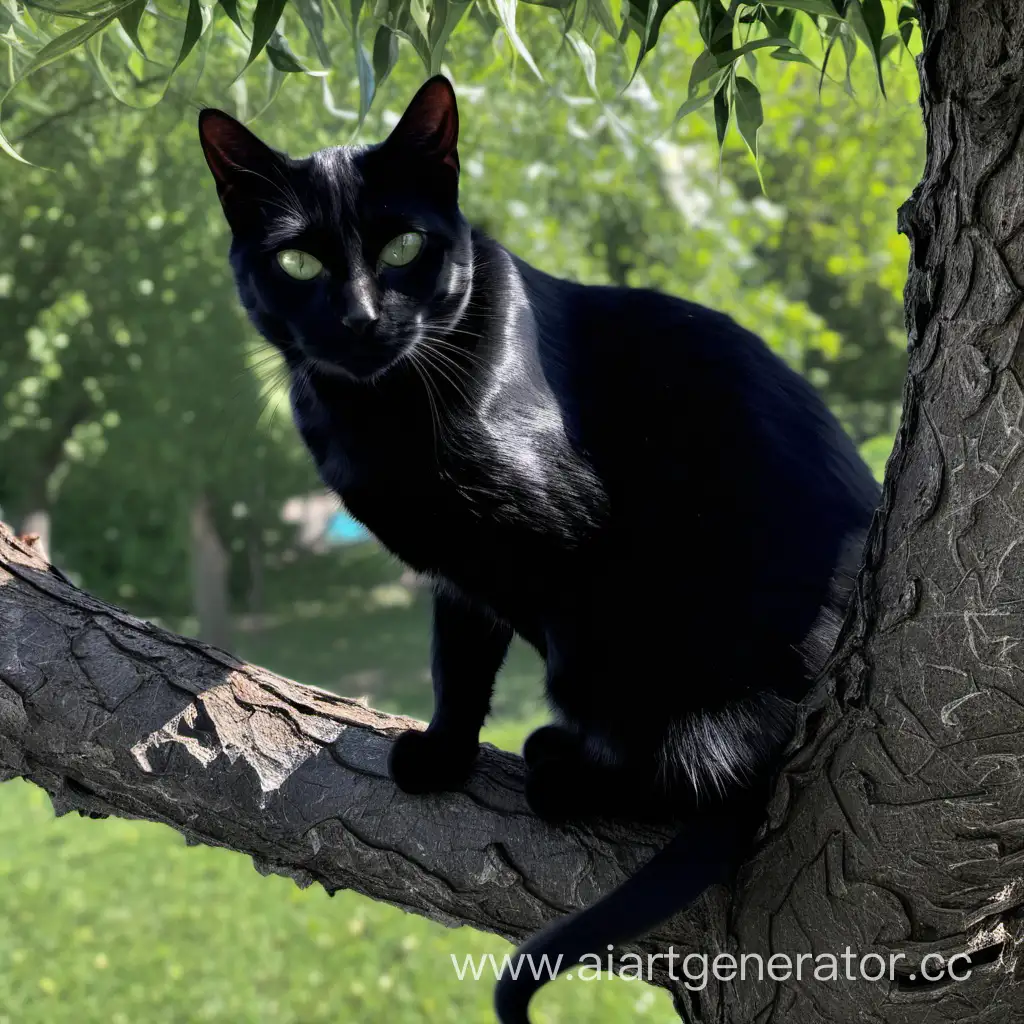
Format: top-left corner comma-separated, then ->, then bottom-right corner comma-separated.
247,480 -> 266,616
600,214 -> 634,287
16,508 -> 50,562
247,529 -> 265,616
10,396 -> 95,566
189,493 -> 231,650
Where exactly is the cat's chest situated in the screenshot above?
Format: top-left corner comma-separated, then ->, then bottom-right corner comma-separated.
336,443 -> 586,574
292,382 -> 606,594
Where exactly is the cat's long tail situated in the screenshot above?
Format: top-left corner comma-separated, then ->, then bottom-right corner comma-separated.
493,799 -> 761,1024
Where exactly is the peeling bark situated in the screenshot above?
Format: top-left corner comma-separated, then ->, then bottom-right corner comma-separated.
0,522 -> 716,986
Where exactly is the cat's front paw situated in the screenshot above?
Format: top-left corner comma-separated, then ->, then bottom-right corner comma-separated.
388,728 -> 478,795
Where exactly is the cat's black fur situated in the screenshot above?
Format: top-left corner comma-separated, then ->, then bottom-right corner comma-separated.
199,76 -> 880,1023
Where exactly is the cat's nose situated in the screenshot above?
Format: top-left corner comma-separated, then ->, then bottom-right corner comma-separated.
342,305 -> 377,335
340,281 -> 378,335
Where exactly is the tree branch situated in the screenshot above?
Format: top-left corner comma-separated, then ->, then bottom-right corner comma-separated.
0,521 -> 713,986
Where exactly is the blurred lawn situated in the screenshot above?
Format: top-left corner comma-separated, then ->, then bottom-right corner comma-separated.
230,543 -> 546,723
0,543 -> 676,1023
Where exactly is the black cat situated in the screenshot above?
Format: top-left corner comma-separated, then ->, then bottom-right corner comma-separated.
199,75 -> 879,1023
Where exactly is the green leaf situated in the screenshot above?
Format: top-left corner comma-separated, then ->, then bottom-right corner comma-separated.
587,0 -> 619,38
765,0 -> 838,16
355,39 -> 374,123
0,112 -> 32,164
565,28 -> 596,94
19,0 -> 105,19
880,33 -> 899,60
87,31 -> 166,107
818,25 -> 837,94
847,0 -> 886,96
838,20 -> 858,91
8,6 -> 120,83
754,4 -> 794,38
218,0 -> 247,35
897,4 -> 916,48
427,0 -> 469,74
645,0 -> 685,53
409,0 -> 430,48
625,0 -> 684,77
734,74 -> 765,190
241,0 -> 287,73
687,47 -> 719,94
371,23 -> 397,84
689,35 -> 797,94
712,36 -> 798,66
696,0 -> 731,54
771,48 -> 817,66
343,0 -> 367,110
266,28 -> 314,71
391,20 -> 430,68
708,4 -> 734,46
713,82 -> 728,150
489,0 -> 541,79
734,74 -> 762,156
671,67 -> 725,125
172,0 -> 211,71
116,0 -> 146,55
672,88 -> 713,122
468,2 -> 499,34
819,18 -> 855,95
292,0 -> 330,65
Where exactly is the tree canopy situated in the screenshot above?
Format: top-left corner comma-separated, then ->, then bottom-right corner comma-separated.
1,1 -> 921,166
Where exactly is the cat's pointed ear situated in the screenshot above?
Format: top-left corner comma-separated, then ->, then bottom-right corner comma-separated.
383,75 -> 460,177
198,109 -> 283,229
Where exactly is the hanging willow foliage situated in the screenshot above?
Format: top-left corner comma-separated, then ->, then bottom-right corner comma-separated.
0,0 -> 920,165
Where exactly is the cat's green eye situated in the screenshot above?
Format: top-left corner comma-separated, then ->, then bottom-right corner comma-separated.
378,232 -> 424,270
277,249 -> 323,281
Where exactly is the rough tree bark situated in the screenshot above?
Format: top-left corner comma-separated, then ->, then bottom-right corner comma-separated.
715,3 -> 1024,1022
2,2 -> 1024,1022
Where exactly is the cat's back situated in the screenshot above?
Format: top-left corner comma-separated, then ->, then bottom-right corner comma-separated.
517,267 -> 878,623
524,270 -> 876,514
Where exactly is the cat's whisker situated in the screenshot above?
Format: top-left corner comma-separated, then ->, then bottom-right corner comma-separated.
404,348 -> 450,455
413,350 -> 475,429
416,336 -> 479,397
416,333 -> 490,372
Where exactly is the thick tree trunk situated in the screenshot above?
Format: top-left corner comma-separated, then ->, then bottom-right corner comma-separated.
712,4 -> 1024,1023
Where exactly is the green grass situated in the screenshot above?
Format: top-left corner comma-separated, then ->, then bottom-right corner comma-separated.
0,543 -> 676,1023
0,783 -> 675,1024
229,544 -> 546,723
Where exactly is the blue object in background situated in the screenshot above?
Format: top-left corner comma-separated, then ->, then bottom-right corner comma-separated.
326,509 -> 372,545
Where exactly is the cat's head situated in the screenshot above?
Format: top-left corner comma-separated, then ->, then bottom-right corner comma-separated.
198,76 -> 472,381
